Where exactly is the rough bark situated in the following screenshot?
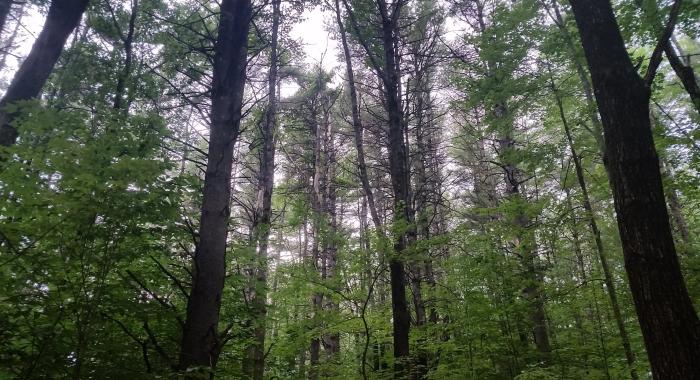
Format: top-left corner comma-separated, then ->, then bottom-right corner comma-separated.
0,0 -> 89,146
241,0 -> 280,377
178,0 -> 252,372
568,1 -> 700,378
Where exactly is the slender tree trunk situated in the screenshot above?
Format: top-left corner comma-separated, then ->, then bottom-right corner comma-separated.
565,188 -> 590,367
568,1 -> 700,377
241,0 -> 280,378
333,0 -> 382,232
664,43 -> 700,114
0,0 -> 89,146
494,101 -> 551,358
550,0 -> 604,147
178,0 -> 252,373
322,126 -> 340,357
660,159 -> 692,249
341,0 -> 412,374
308,79 -> 325,380
113,0 -> 138,112
553,81 -> 638,380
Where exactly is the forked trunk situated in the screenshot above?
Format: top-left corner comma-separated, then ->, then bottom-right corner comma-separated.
569,1 -> 700,377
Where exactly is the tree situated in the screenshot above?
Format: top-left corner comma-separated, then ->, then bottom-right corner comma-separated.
177,0 -> 252,373
568,0 -> 700,377
241,0 -> 281,377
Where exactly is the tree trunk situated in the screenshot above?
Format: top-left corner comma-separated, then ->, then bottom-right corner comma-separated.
341,0 -> 413,374
632,0 -> 700,114
333,0 -> 382,232
660,159 -> 692,250
0,0 -> 89,146
568,1 -> 700,377
113,0 -> 139,112
322,126 -> 340,357
553,81 -> 638,380
378,2 -> 413,375
178,0 -> 252,373
241,0 -> 280,377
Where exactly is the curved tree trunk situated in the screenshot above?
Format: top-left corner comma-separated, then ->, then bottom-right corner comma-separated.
0,0 -> 89,146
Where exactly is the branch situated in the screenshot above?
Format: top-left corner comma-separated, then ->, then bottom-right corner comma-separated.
644,0 -> 683,87
124,270 -> 184,327
149,255 -> 190,299
340,0 -> 388,84
101,313 -> 152,373
143,320 -> 175,368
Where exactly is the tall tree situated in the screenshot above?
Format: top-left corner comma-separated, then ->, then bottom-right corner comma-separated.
342,0 -> 414,375
178,0 -> 252,373
0,0 -> 90,146
568,0 -> 700,377
242,0 -> 281,376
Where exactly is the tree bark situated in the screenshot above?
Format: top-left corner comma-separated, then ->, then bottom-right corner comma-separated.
0,0 -> 89,146
178,0 -> 252,373
241,0 -> 280,377
568,1 -> 700,377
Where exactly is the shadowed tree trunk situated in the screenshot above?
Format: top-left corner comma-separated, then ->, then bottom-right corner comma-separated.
0,0 -> 89,146
178,0 -> 252,373
568,0 -> 700,377
241,0 -> 280,377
